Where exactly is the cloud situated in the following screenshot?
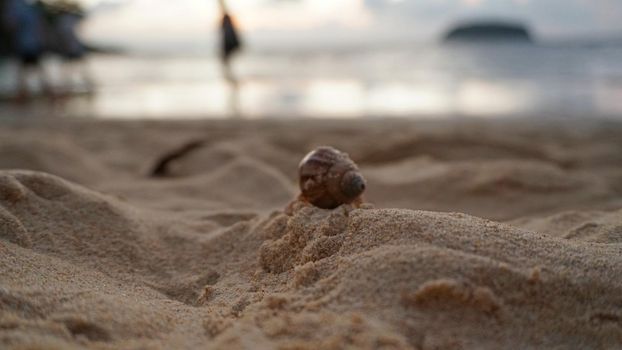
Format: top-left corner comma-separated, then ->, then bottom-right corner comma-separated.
462,0 -> 484,7
82,0 -> 622,51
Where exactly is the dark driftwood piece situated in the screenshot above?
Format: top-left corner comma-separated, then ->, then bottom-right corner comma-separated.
150,140 -> 206,177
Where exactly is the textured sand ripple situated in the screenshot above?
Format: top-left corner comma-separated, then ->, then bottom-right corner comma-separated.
1,119 -> 621,349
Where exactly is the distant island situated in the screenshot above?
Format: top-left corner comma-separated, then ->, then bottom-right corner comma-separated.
443,21 -> 534,43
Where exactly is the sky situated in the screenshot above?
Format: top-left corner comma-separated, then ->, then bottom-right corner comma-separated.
80,0 -> 622,52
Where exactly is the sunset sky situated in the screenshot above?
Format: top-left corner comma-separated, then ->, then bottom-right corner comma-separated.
79,0 -> 622,51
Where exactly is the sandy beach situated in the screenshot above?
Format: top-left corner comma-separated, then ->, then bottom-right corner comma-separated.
1,117 -> 622,349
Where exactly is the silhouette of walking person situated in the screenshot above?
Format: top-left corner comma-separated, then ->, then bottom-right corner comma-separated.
218,0 -> 242,116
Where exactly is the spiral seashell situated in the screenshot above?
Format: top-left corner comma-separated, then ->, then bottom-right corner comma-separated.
297,146 -> 366,209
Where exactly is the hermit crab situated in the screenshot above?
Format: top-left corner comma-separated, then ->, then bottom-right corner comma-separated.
288,146 -> 367,212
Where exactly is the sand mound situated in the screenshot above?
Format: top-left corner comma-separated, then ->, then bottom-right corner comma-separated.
1,170 -> 622,348
0,169 -> 269,295
2,119 -> 622,349
364,158 -> 614,220
166,138 -> 301,179
255,205 -> 622,348
0,137 -> 110,185
102,157 -> 295,211
513,208 -> 622,243
354,132 -> 571,167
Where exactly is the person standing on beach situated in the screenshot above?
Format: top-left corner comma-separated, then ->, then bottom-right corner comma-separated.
218,0 -> 242,115
3,0 -> 51,99
50,0 -> 93,94
219,0 -> 241,73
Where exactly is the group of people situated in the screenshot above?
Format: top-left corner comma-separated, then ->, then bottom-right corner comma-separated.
1,0 -> 91,100
1,0 -> 243,109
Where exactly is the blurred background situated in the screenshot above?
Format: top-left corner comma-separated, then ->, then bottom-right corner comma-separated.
1,0 -> 622,119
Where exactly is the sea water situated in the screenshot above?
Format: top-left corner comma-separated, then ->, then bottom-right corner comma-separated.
1,43 -> 621,119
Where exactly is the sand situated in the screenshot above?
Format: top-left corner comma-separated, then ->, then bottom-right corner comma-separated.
1,117 -> 622,349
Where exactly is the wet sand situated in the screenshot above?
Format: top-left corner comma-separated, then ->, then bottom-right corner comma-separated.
1,117 -> 621,349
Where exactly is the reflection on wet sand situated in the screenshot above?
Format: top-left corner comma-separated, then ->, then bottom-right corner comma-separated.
1,44 -> 622,119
